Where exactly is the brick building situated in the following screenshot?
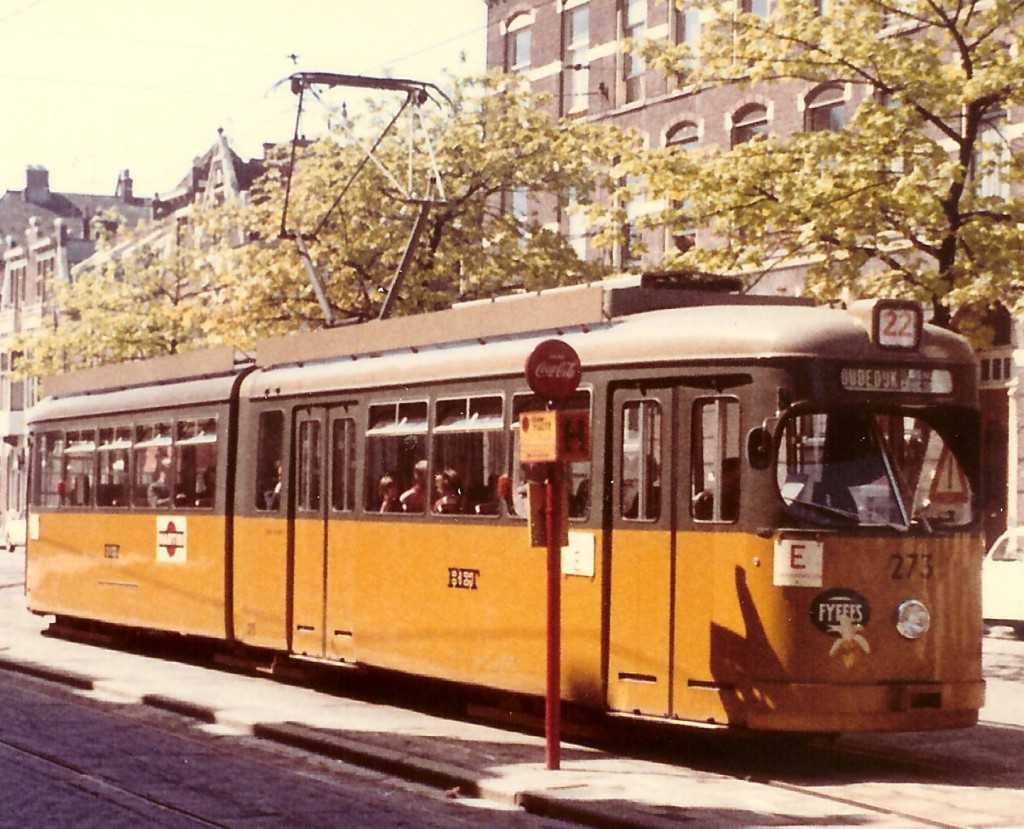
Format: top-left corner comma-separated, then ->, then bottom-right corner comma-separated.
484,0 -> 1019,541
0,132 -> 262,546
0,166 -> 151,544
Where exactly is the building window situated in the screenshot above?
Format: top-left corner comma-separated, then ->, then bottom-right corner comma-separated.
730,105 -> 769,147
666,122 -> 700,253
973,112 -> 1008,199
564,192 -> 588,259
508,187 -> 529,223
671,1 -> 701,72
507,13 -> 532,72
621,174 -> 647,265
740,0 -> 770,17
881,0 -> 914,30
805,85 -> 846,132
563,4 -> 590,114
623,0 -> 647,104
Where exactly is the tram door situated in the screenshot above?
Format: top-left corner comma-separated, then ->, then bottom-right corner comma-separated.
608,385 -> 741,721
608,386 -> 676,717
290,407 -> 358,662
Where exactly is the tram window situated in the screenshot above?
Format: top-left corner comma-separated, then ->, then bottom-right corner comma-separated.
96,427 -> 131,507
691,398 -> 740,523
777,411 -> 974,529
133,423 -> 173,508
621,399 -> 662,521
433,395 -> 505,516
297,419 -> 322,512
32,431 -> 65,507
365,401 -> 428,514
331,418 -> 356,512
62,429 -> 96,508
174,418 -> 217,509
511,391 -> 592,520
255,410 -> 285,511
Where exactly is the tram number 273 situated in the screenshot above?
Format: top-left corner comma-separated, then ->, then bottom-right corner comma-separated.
890,553 -> 934,580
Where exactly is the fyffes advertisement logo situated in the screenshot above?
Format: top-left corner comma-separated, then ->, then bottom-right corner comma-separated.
810,588 -> 871,668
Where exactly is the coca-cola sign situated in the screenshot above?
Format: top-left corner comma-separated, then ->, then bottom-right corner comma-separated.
525,339 -> 582,401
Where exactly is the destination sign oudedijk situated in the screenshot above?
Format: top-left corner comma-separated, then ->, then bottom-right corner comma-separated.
839,366 -> 953,394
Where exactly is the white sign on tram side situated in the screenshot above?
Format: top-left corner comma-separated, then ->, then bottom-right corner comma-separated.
774,538 -> 824,587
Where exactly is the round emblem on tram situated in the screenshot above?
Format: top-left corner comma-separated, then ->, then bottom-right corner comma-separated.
809,588 -> 871,635
525,339 -> 582,401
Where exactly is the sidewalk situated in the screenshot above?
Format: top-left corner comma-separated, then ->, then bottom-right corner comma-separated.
0,554 -> 951,828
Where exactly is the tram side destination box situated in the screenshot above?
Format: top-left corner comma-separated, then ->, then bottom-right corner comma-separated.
518,410 -> 591,464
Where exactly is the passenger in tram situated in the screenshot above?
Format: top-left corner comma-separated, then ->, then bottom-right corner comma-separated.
434,468 -> 464,514
263,461 -> 282,510
692,458 -> 740,522
400,460 -> 428,512
147,470 -> 172,507
377,474 -> 402,513
475,474 -> 512,515
194,468 -> 214,508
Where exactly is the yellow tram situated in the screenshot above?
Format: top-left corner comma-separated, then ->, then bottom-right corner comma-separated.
25,275 -> 984,732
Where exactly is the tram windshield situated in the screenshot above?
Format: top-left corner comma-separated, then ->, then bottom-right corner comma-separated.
776,410 -> 973,530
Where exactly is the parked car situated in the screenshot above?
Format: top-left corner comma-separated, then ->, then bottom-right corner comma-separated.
983,527 -> 1024,637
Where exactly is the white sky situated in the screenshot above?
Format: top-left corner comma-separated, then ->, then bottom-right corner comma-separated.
0,0 -> 487,197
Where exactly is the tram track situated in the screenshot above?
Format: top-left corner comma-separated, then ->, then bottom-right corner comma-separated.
4,600 -> 1021,829
765,779 -> 968,829
1,650 -> 1020,829
735,722 -> 1024,829
0,730 -> 236,829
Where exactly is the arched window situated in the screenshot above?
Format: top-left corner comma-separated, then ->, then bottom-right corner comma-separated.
805,85 -> 845,132
506,13 -> 533,72
730,105 -> 768,147
666,121 -> 699,149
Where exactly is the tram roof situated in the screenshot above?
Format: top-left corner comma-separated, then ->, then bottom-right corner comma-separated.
242,290 -> 975,400
29,276 -> 976,417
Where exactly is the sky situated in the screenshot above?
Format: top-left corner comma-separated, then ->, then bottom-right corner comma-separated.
0,0 -> 487,198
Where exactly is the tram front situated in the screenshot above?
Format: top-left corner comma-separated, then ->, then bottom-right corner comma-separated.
749,299 -> 983,732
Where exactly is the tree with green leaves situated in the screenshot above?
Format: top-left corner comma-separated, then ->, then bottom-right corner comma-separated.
14,228 -> 218,377
20,71 -> 634,376
198,70 -> 633,346
629,0 -> 1024,334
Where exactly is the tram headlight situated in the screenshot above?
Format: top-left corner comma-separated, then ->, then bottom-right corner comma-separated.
895,599 -> 931,639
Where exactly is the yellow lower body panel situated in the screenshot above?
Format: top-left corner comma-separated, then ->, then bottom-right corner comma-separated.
742,679 -> 985,732
27,512 -> 228,639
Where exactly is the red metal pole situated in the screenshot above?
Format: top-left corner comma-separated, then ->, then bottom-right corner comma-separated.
545,461 -> 562,770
